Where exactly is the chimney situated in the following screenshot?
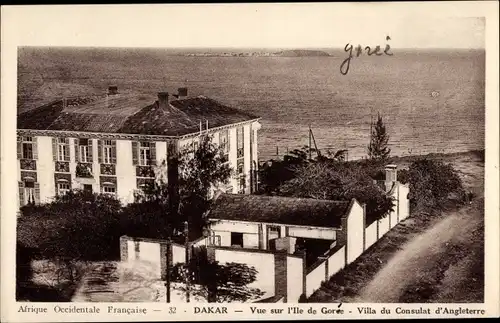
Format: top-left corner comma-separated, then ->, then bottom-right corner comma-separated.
108,86 -> 118,95
178,87 -> 188,99
158,92 -> 169,109
385,164 -> 398,186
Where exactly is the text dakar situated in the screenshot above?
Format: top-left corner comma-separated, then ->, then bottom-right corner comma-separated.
194,307 -> 228,314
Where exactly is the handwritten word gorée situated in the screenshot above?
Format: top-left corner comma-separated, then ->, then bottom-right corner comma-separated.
340,36 -> 393,75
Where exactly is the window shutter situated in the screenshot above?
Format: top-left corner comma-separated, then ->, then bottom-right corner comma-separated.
32,137 -> 38,160
88,139 -> 94,163
64,138 -> 70,161
17,136 -> 23,159
34,182 -> 41,204
150,142 -> 157,165
52,138 -> 58,161
18,181 -> 24,207
132,141 -> 139,165
98,140 -> 103,163
74,140 -> 80,163
111,140 -> 117,164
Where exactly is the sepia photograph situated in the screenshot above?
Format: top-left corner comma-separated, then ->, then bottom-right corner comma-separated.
2,2 -> 499,320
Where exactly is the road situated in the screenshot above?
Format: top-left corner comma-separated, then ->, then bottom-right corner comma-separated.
356,198 -> 484,303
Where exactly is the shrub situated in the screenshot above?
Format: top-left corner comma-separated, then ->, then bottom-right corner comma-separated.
16,243 -> 36,300
407,159 -> 466,212
279,161 -> 394,224
17,190 -> 124,261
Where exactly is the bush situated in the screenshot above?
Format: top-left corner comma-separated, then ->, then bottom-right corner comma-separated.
17,190 -> 124,261
278,161 -> 394,224
16,243 -> 36,299
407,159 -> 466,212
170,246 -> 264,302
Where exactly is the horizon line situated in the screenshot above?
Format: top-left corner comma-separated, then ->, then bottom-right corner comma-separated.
19,45 -> 486,51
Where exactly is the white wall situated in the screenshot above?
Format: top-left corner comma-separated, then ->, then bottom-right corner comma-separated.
399,184 -> 410,221
116,139 -> 136,204
127,240 -> 136,261
346,201 -> 364,264
210,221 -> 259,234
243,124 -> 251,192
210,220 -> 260,248
365,222 -> 378,250
228,127 -> 238,190
68,138 -> 77,189
378,215 -> 390,238
288,227 -> 337,240
172,244 -> 186,265
306,262 -> 325,297
214,248 -> 275,297
37,136 -> 56,203
327,246 -> 346,277
287,256 -> 304,302
243,233 -> 259,248
138,241 -> 161,277
155,141 -> 167,165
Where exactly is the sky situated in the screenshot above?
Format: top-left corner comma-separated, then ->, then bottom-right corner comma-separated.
2,4 -> 486,49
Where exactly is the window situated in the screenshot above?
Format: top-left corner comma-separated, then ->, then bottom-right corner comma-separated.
231,232 -> 243,247
103,140 -> 113,164
78,138 -> 91,163
57,138 -> 68,162
19,180 -> 39,207
57,182 -> 71,196
24,181 -> 35,204
83,184 -> 93,193
139,142 -> 152,166
237,159 -> 245,193
268,226 -> 281,240
238,177 -> 246,194
22,137 -> 33,159
237,126 -> 244,158
79,145 -> 89,162
102,184 -> 116,195
219,130 -> 229,158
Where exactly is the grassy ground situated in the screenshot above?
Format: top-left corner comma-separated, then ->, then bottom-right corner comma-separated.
308,150 -> 484,303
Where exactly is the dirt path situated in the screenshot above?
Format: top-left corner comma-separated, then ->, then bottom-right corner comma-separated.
356,200 -> 483,303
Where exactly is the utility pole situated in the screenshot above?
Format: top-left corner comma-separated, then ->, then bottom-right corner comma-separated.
308,125 -> 312,160
369,107 -> 374,160
184,221 -> 190,303
165,238 -> 172,303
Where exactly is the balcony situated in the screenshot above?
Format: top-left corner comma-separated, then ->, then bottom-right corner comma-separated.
76,163 -> 93,178
100,163 -> 116,176
55,161 -> 70,173
136,165 -> 155,178
20,159 -> 37,170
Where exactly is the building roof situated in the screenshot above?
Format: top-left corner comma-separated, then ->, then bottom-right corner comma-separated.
208,194 -> 352,229
17,93 -> 259,137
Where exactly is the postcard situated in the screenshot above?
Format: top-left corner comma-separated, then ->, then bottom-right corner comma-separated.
1,2 -> 499,321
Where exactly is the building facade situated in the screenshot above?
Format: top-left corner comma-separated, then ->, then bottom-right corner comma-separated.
17,87 -> 261,208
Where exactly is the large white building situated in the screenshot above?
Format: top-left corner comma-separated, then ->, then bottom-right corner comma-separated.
17,86 -> 261,208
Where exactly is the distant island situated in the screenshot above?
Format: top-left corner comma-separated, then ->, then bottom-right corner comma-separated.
184,49 -> 331,57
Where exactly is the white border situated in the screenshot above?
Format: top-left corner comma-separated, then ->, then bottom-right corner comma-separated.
2,2 -> 499,321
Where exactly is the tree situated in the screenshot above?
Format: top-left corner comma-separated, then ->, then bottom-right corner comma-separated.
258,147 -> 310,195
368,113 -> 391,160
171,246 -> 264,302
18,190 -> 124,262
141,134 -> 233,240
279,161 -> 394,224
406,159 -> 466,212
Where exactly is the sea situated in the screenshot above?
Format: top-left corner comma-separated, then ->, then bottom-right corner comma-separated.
17,47 -> 485,161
